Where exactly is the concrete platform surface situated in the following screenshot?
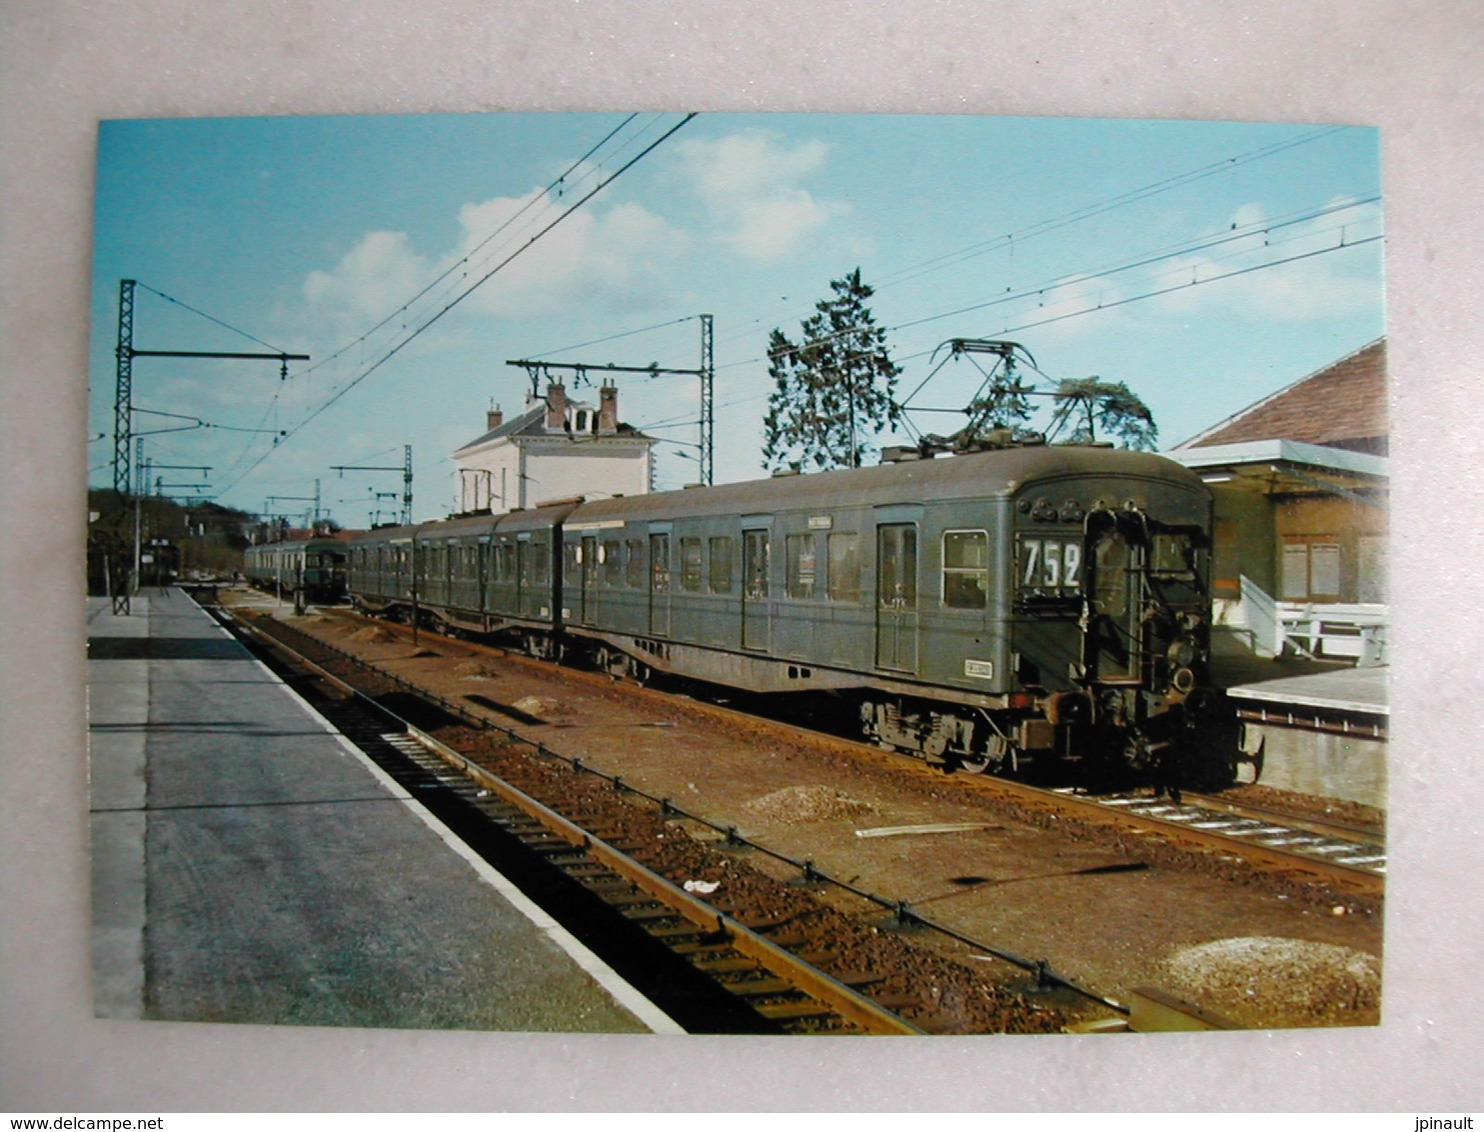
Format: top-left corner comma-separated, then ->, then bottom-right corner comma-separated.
1225,663 -> 1388,716
88,588 -> 676,1033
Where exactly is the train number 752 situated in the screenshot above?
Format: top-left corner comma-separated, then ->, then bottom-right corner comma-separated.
1020,538 -> 1082,590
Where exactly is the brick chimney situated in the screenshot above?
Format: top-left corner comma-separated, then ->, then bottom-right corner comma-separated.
486,403 -> 503,431
598,383 -> 619,435
544,382 -> 568,431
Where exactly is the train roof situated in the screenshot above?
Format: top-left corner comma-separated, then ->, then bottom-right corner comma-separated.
351,499 -> 583,546
246,537 -> 350,554
565,445 -> 1205,525
349,446 -> 1204,545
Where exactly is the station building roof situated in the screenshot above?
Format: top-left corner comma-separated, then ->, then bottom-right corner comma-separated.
1165,339 -> 1389,500
1175,338 -> 1388,457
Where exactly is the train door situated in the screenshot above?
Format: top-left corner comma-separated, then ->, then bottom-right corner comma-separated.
477,538 -> 491,614
741,527 -> 770,651
1086,518 -> 1142,682
581,534 -> 598,625
516,535 -> 530,618
649,531 -> 671,637
875,522 -> 919,672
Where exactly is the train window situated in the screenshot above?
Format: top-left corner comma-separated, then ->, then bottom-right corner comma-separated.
602,538 -> 622,587
650,533 -> 671,593
564,541 -> 581,585
786,534 -> 818,600
743,530 -> 769,600
877,525 -> 917,609
942,530 -> 988,609
531,540 -> 549,586
1150,532 -> 1195,579
625,539 -> 645,588
581,536 -> 598,592
708,537 -> 734,594
1091,533 -> 1128,616
827,533 -> 860,602
495,543 -> 515,583
680,538 -> 703,592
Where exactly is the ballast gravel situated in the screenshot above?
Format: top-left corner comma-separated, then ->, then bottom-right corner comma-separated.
1163,936 -> 1381,1027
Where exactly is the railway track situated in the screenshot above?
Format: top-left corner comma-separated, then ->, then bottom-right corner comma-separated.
290,599 -> 1385,903
211,595 -> 1086,1035
374,729 -> 924,1035
1050,789 -> 1384,886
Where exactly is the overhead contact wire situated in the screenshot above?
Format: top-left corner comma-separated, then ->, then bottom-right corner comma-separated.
217,113 -> 698,498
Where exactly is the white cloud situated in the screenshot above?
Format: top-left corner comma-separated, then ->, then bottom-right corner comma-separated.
292,187 -> 689,347
673,130 -> 843,261
1008,200 -> 1383,339
301,230 -> 434,334
453,193 -> 687,319
1144,200 -> 1384,324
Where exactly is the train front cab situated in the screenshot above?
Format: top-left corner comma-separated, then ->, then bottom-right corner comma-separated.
1007,470 -> 1214,779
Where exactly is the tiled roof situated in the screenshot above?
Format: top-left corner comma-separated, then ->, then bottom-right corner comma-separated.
1179,339 -> 1388,454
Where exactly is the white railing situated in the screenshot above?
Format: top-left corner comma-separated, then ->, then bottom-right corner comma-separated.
1236,575 -> 1387,667
1279,602 -> 1388,667
1238,575 -> 1282,658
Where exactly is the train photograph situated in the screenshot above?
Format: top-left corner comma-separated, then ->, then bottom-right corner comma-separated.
75,103 -> 1395,1073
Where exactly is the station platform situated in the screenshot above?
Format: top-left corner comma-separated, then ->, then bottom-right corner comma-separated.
1212,641 -> 1387,810
87,587 -> 678,1033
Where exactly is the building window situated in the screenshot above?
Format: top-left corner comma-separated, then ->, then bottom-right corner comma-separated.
1281,538 -> 1342,601
943,529 -> 988,609
826,532 -> 861,602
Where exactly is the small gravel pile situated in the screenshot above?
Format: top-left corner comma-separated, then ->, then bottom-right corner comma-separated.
1163,936 -> 1381,1028
350,626 -> 393,643
454,660 -> 500,680
744,784 -> 875,824
511,695 -> 569,719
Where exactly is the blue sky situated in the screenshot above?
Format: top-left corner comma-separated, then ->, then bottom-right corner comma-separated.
88,112 -> 1384,525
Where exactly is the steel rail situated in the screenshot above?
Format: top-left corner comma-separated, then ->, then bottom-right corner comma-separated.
307,605 -> 1383,907
406,724 -> 926,1036
249,604 -> 1129,1013
1178,789 -> 1385,845
1029,788 -> 1385,898
218,603 -> 925,1035
312,604 -> 1385,901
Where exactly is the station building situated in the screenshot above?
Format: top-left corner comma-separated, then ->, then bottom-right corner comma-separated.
1167,339 -> 1389,807
451,382 -> 657,514
1167,338 -> 1389,665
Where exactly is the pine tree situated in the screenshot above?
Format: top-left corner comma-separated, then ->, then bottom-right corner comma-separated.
1047,376 -> 1159,450
761,269 -> 902,472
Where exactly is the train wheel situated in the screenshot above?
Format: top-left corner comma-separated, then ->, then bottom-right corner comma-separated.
954,734 -> 1013,776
